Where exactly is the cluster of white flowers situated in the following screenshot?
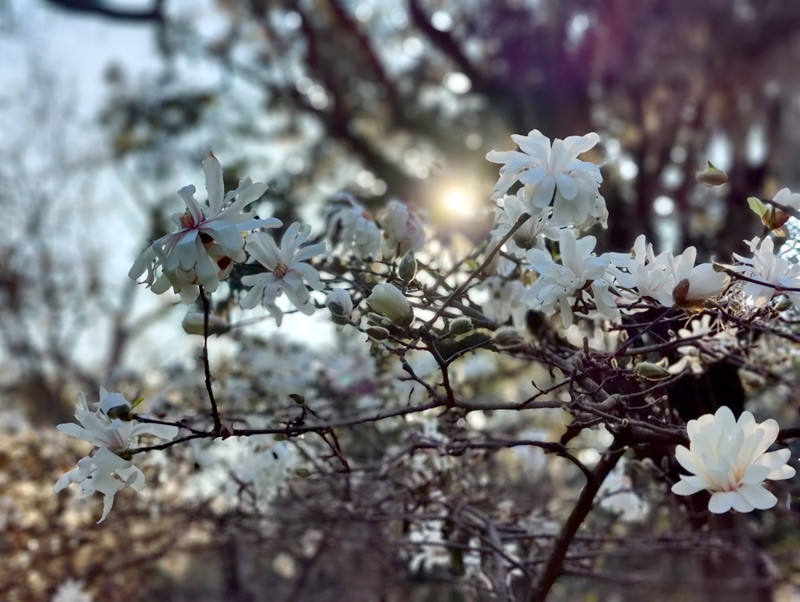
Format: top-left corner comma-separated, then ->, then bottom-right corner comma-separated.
607,235 -> 730,307
53,389 -> 178,522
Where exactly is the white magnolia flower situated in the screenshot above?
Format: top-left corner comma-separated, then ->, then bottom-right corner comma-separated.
381,200 -> 425,258
52,579 -> 93,602
607,235 -> 729,306
523,229 -> 616,327
240,222 -> 327,326
54,389 -> 178,523
491,191 -> 556,257
54,447 -> 146,523
598,461 -> 649,522
367,283 -> 414,326
671,406 -> 795,513
733,236 -> 800,306
129,153 -> 281,303
56,389 -> 178,453
328,193 -> 382,259
486,129 -> 606,227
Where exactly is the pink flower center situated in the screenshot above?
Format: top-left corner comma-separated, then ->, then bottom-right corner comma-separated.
274,262 -> 289,278
179,212 -> 198,229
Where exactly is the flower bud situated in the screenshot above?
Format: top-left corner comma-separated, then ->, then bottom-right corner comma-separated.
366,326 -> 390,340
762,206 -> 790,233
99,392 -> 132,420
449,316 -> 473,335
398,250 -> 417,284
672,279 -> 690,305
493,327 -> 524,347
696,162 -> 728,186
367,283 -> 414,326
773,296 -> 793,312
634,361 -> 671,381
182,312 -> 229,336
326,289 -> 353,320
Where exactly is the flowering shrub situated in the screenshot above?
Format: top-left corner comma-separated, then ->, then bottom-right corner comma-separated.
49,137 -> 800,600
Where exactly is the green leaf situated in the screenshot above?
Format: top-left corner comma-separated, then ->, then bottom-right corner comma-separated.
130,397 -> 144,410
289,393 -> 305,405
747,196 -> 768,217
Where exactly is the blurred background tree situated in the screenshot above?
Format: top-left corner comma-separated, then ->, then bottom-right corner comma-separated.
50,0 -> 800,257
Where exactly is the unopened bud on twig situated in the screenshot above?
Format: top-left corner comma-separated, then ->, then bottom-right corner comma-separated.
366,326 -> 390,340
398,250 -> 417,284
367,283 -> 414,326
182,312 -> 228,336
326,289 -> 354,325
493,327 -> 524,347
449,316 -> 473,335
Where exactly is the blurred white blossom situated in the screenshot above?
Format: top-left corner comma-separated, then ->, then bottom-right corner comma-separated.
51,579 -> 92,602
381,200 -> 425,258
733,236 -> 800,306
328,193 -> 382,259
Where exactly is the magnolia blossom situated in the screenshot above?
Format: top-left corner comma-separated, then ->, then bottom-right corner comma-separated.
478,277 -> 528,329
381,200 -> 425,258
733,236 -> 800,306
486,129 -> 606,227
491,191 -> 556,257
54,447 -> 146,523
608,235 -> 729,306
328,193 -> 382,259
54,389 -> 178,522
326,288 -> 354,320
56,389 -> 178,453
598,461 -> 649,522
240,223 -> 327,325
52,579 -> 93,602
523,229 -> 618,327
672,406 -> 795,513
667,314 -> 738,376
129,153 -> 281,303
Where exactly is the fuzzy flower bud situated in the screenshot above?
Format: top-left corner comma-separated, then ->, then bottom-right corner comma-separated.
398,250 -> 417,284
366,326 -> 390,340
493,327 -> 524,347
182,312 -> 229,336
449,316 -> 474,335
367,283 -> 414,327
326,289 -> 354,324
696,162 -> 728,186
